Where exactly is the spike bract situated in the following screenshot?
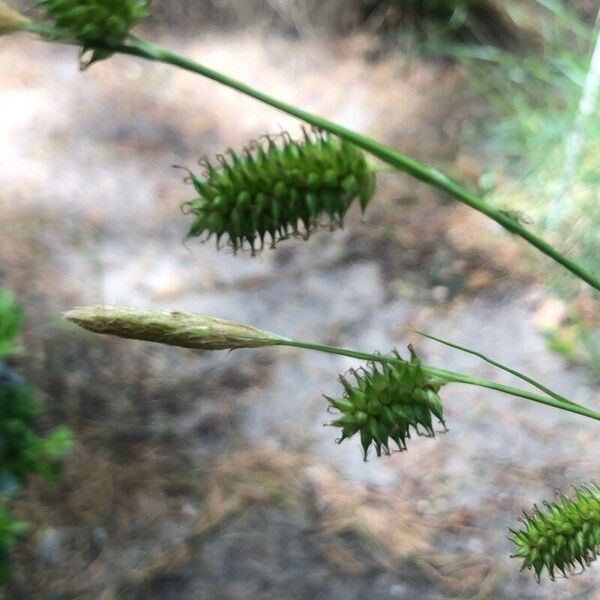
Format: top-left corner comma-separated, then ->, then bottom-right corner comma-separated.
183,130 -> 377,254
327,348 -> 446,460
36,0 -> 152,63
511,483 -> 600,581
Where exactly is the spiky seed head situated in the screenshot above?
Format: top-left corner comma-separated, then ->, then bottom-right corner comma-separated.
183,129 -> 377,254
511,482 -> 600,581
35,0 -> 152,64
0,2 -> 30,35
64,305 -> 285,350
327,348 -> 446,460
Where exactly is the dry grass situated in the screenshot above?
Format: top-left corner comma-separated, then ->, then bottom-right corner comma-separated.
191,448 -> 496,594
416,554 -> 499,599
10,437 -> 192,596
195,446 -> 434,565
6,444 -> 499,597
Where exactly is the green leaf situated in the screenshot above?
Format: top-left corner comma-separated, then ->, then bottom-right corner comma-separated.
0,291 -> 23,359
43,427 -> 74,460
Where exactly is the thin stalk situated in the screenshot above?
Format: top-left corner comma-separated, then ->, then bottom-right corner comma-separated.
412,329 -> 578,407
427,367 -> 600,422
88,34 -> 600,294
278,339 -> 600,422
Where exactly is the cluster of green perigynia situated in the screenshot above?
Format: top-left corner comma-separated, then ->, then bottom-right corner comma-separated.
183,129 -> 377,254
327,348 -> 446,459
35,0 -> 152,62
511,483 -> 600,581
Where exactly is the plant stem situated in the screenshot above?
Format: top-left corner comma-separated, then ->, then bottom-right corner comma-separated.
96,35 -> 600,293
279,339 -> 600,422
412,329 -> 579,407
427,367 -> 600,422
64,303 -> 600,421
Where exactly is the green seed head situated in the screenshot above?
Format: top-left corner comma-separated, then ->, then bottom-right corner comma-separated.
511,483 -> 600,581
183,129 -> 377,254
36,0 -> 152,63
327,347 -> 446,460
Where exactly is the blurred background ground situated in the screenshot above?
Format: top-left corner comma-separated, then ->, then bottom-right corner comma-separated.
2,1 -> 600,598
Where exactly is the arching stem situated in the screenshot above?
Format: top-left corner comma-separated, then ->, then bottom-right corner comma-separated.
90,34 -> 600,294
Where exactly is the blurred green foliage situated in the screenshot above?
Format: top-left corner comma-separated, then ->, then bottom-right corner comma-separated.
0,292 -> 23,359
354,0 -> 521,44
544,318 -> 600,381
0,506 -> 28,583
0,382 -> 72,487
0,290 -> 73,582
454,2 -> 593,164
443,1 -> 600,281
443,0 -> 600,371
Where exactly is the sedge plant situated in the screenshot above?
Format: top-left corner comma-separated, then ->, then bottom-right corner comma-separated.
3,0 -> 600,582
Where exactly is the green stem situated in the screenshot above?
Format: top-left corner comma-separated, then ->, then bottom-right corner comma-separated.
63,303 -> 600,421
278,339 -> 600,422
427,367 -> 600,422
279,338 -> 388,364
98,35 -> 600,294
413,329 -> 579,407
